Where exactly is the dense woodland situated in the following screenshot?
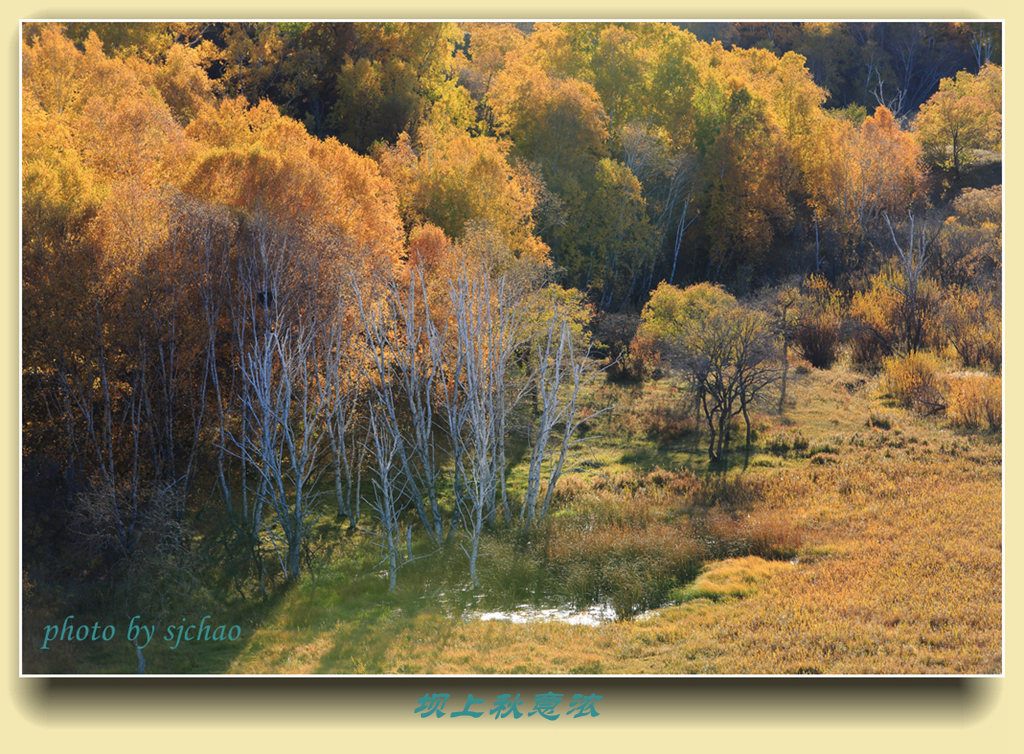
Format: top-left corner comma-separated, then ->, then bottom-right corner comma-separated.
22,22 -> 1002,673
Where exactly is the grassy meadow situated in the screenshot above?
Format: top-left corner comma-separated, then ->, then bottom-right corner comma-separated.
25,360 -> 1000,675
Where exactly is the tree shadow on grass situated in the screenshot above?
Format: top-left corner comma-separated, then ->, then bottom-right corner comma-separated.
617,438 -> 755,476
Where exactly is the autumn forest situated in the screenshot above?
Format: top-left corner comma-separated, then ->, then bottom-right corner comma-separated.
22,22 -> 1002,674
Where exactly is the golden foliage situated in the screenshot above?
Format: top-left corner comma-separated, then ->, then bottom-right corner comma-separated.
374,121 -> 548,264
914,63 -> 1002,176
850,264 -> 943,363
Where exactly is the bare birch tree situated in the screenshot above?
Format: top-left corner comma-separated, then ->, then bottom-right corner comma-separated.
232,321 -> 329,582
351,273 -> 444,544
449,268 -> 502,585
522,308 -> 602,527
319,303 -> 362,527
225,210 -> 333,583
364,404 -> 410,591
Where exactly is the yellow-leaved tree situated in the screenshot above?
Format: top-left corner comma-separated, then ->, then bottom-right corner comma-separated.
914,63 -> 1001,179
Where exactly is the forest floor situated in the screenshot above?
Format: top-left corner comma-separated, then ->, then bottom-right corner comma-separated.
23,360 -> 1001,675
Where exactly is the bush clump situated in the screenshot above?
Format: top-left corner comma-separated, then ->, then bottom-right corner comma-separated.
794,275 -> 844,369
943,287 -> 1001,370
883,351 -> 945,413
867,411 -> 893,430
850,264 -> 943,367
944,373 -> 1001,430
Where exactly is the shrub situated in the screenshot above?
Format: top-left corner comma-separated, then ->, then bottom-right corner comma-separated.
883,351 -> 945,413
944,373 -> 1001,430
794,275 -> 844,369
795,322 -> 841,369
943,287 -> 1001,370
594,312 -> 642,378
646,467 -> 702,497
792,355 -> 813,374
849,329 -> 888,369
626,333 -> 664,378
933,213 -> 1001,288
953,186 -> 1001,226
850,264 -> 943,364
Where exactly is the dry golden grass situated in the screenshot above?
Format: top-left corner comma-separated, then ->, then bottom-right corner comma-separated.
226,364 -> 1001,675
944,372 -> 1002,430
678,556 -> 791,601
882,351 -> 945,411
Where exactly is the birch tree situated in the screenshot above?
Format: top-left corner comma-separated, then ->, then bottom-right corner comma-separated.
234,320 -> 329,582
352,273 -> 445,544
319,305 -> 362,527
522,307 -> 601,527
449,268 -> 504,585
365,404 -> 409,591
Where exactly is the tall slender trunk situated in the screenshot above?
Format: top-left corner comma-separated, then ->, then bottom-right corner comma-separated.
778,340 -> 789,414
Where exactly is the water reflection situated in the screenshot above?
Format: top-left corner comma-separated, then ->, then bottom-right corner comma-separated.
471,602 -> 617,626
